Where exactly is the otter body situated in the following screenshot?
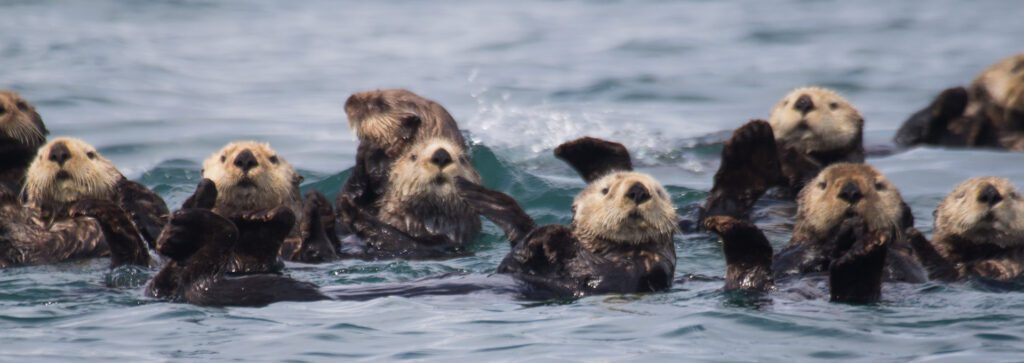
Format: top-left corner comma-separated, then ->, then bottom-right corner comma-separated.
0,91 -> 47,192
455,137 -> 678,297
909,177 -> 1024,282
896,54 -> 1024,150
148,208 -> 327,307
338,89 -> 466,220
1,138 -> 166,268
702,122 -> 925,303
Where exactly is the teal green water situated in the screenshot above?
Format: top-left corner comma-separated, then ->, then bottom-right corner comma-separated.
3,0 -> 1024,361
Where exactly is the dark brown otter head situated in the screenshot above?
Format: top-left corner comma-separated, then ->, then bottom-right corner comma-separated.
344,89 -> 465,156
0,90 -> 46,147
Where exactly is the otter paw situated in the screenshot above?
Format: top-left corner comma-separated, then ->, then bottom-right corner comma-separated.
720,120 -> 781,180
69,198 -> 120,219
703,215 -> 739,235
182,178 -> 218,210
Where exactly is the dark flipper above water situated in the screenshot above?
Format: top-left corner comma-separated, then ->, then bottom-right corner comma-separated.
70,198 -> 152,268
701,120 -> 784,222
228,206 -> 293,274
703,216 -> 774,291
893,86 -> 970,146
181,178 -> 218,210
116,178 -> 170,250
827,219 -> 888,304
905,227 -> 960,282
455,176 -> 536,245
553,137 -> 633,182
285,190 -> 340,263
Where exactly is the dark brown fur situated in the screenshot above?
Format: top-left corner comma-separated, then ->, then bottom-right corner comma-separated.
0,91 -> 47,192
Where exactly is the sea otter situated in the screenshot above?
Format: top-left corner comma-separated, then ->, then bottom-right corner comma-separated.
895,54 -> 1024,150
452,137 -> 678,297
0,90 -> 48,192
200,141 -> 339,268
704,161 -> 927,303
337,137 -> 483,259
147,207 -> 327,307
907,177 -> 1024,282
338,89 -> 467,220
1,138 -> 164,268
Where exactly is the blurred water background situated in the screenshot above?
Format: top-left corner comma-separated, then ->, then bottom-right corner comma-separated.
2,0 -> 1024,361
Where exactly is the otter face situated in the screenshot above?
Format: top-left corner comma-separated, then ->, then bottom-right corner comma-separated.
0,90 -> 46,146
797,163 -> 902,234
769,87 -> 863,154
972,54 -> 1024,122
201,141 -> 299,215
572,172 -> 677,245
345,89 -> 424,147
386,137 -> 480,203
935,177 -> 1024,246
25,137 -> 121,206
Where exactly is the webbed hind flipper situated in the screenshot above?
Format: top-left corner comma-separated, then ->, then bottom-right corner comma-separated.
454,176 -> 536,245
905,228 -> 960,282
286,191 -> 340,263
704,216 -> 774,291
228,207 -> 294,274
70,198 -> 152,268
181,178 -> 218,210
894,86 -> 969,146
554,137 -> 633,182
116,179 -> 170,250
497,225 -> 577,276
828,221 -> 888,304
702,120 -> 783,221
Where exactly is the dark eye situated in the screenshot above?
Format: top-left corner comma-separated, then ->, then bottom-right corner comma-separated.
874,182 -> 886,190
410,154 -> 417,161
86,151 -> 96,159
818,181 -> 827,190
220,155 -> 227,163
268,155 -> 279,164
16,101 -> 28,111
0,104 -> 5,114
601,188 -> 609,195
829,102 -> 839,110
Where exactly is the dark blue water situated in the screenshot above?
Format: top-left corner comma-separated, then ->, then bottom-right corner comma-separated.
2,0 -> 1024,361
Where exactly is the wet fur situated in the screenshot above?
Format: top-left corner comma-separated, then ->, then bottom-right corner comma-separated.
0,90 -> 48,192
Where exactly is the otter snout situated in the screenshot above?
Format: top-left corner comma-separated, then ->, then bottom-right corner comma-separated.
626,182 -> 651,204
430,148 -> 453,168
978,184 -> 1003,206
794,94 -> 815,115
48,142 -> 71,166
234,149 -> 259,173
838,181 -> 863,204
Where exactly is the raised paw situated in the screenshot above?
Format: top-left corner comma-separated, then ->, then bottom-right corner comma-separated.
234,206 -> 295,229
720,120 -> 782,184
894,87 -> 968,146
182,178 -> 218,210
70,198 -> 121,219
703,215 -> 739,235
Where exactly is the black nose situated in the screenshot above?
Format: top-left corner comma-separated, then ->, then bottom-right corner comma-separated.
978,184 -> 1003,206
838,181 -> 863,204
626,182 -> 651,204
233,149 -> 259,172
794,94 -> 815,114
48,142 -> 72,166
430,148 -> 452,168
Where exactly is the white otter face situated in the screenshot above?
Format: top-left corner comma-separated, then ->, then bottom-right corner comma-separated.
25,137 -> 121,206
797,163 -> 903,234
386,137 -> 480,203
935,177 -> 1024,246
572,172 -> 677,245
202,141 -> 298,215
0,90 -> 45,146
769,87 -> 863,154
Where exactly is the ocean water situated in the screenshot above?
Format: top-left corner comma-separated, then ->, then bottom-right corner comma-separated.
2,0 -> 1024,361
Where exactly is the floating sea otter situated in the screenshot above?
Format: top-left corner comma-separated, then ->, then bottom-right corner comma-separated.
702,125 -> 926,303
895,54 -> 1024,150
199,141 -> 339,268
1,138 -> 166,268
452,137 -> 678,297
0,90 -> 48,192
909,177 -> 1024,282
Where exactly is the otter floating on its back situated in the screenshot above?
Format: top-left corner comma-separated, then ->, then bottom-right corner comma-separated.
0,90 -> 47,193
454,137 -> 678,297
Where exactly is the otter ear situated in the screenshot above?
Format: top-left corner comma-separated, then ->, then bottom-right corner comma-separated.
397,115 -> 422,141
554,137 -> 633,183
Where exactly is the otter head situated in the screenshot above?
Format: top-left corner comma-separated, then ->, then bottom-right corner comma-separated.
796,163 -> 903,235
571,171 -> 677,245
972,54 -> 1024,125
0,90 -> 47,147
554,137 -> 677,246
385,137 -> 480,205
25,138 -> 122,210
201,141 -> 300,216
344,89 -> 463,156
935,177 -> 1024,247
769,87 -> 864,155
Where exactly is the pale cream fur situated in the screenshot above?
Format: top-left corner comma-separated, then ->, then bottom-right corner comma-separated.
769,87 -> 863,154
201,141 -> 300,217
25,137 -> 121,213
572,171 -> 677,247
935,177 -> 1024,247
